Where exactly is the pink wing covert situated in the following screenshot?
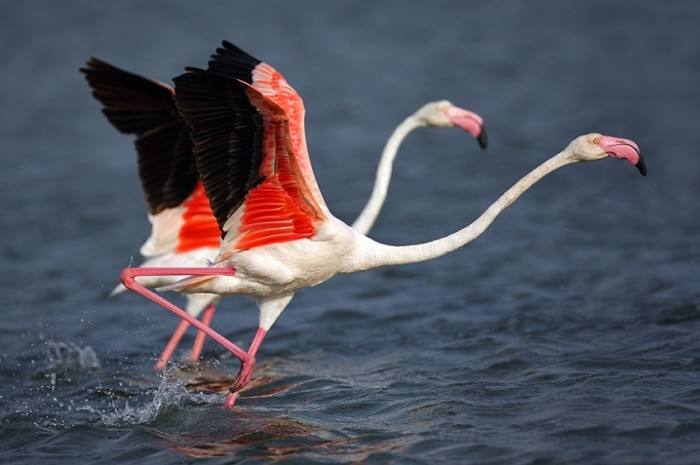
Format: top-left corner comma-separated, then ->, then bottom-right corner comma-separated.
248,63 -> 327,212
174,42 -> 328,253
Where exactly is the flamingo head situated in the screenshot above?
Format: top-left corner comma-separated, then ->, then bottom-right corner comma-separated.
567,133 -> 646,176
414,100 -> 487,149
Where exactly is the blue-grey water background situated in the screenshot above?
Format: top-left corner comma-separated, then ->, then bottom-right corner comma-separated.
1,1 -> 699,464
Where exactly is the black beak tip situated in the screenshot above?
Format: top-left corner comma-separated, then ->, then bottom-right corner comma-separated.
477,126 -> 488,150
635,154 -> 647,176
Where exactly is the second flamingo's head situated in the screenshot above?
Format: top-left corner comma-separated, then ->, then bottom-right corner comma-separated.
414,100 -> 487,149
567,133 -> 646,176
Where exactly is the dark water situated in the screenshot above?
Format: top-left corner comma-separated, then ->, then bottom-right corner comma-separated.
2,1 -> 699,463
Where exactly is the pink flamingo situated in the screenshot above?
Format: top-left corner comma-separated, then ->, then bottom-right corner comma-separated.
81,59 -> 221,369
119,41 -> 645,409
82,58 -> 486,369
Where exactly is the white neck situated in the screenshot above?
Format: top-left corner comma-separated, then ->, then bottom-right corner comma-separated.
351,115 -> 424,235
353,150 -> 576,269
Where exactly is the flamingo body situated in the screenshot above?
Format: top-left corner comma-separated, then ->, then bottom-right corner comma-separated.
175,219 -> 358,299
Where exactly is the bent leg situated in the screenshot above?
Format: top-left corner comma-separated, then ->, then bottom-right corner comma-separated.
223,293 -> 293,408
121,267 -> 283,410
120,267 -> 250,367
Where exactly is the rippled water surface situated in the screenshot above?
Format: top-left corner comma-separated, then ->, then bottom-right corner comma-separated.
2,1 -> 700,464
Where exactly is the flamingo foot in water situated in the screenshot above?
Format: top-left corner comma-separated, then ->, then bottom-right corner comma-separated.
224,327 -> 267,409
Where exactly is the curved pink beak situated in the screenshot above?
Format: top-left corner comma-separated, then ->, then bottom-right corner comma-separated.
445,106 -> 487,149
595,135 -> 646,176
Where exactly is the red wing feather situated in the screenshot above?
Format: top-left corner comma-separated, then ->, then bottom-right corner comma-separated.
248,64 -> 327,211
239,83 -> 325,222
176,183 -> 221,253
235,177 -> 314,250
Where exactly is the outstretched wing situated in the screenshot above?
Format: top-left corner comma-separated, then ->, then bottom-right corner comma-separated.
81,59 -> 219,256
174,41 -> 327,252
81,58 -> 197,213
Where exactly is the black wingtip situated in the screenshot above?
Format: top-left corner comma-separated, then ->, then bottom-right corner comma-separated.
477,126 -> 488,150
204,40 -> 260,84
79,59 -> 92,75
183,66 -> 207,74
636,153 -> 647,176
79,57 -> 103,75
80,57 -> 116,73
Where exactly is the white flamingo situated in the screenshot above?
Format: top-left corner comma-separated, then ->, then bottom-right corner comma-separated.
352,99 -> 486,234
119,41 -> 645,409
82,57 -> 486,369
81,59 -> 222,369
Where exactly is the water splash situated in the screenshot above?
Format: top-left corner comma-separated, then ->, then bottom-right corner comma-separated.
29,340 -> 101,391
44,340 -> 101,373
92,375 -> 215,427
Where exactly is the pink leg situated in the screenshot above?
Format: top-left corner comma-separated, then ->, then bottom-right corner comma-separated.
155,318 -> 191,370
188,304 -> 217,363
121,267 -> 255,409
224,326 -> 267,408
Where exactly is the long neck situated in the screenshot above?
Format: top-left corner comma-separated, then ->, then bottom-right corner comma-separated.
354,150 -> 576,269
351,115 -> 424,235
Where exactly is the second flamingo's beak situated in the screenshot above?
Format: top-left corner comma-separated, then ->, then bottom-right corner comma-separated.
636,154 -> 647,176
595,135 -> 647,176
445,106 -> 487,149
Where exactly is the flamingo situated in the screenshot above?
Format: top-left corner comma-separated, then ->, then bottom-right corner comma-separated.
352,99 -> 486,234
82,57 -> 487,369
118,41 -> 646,409
81,59 -> 222,369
